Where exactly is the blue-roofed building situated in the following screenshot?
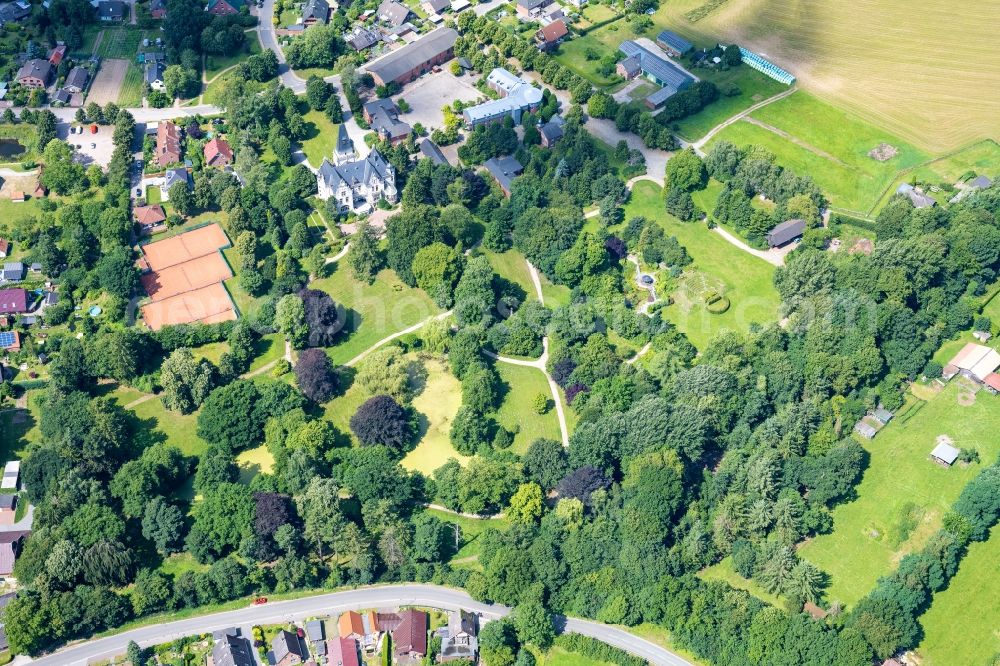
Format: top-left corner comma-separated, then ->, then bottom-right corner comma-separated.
656,30 -> 692,57
738,47 -> 795,85
462,68 -> 543,128
618,41 -> 694,91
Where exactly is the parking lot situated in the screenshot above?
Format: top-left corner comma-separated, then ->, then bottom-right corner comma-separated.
391,70 -> 484,132
58,123 -> 117,168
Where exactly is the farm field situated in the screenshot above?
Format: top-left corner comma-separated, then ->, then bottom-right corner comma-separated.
401,358 -> 468,475
299,109 -> 340,167
494,362 -> 563,454
798,382 -> 1000,607
116,63 -> 145,107
624,181 -> 780,350
916,524 -> 1000,666
708,91 -> 929,213
638,0 -> 1000,153
96,28 -> 146,59
311,265 -> 441,365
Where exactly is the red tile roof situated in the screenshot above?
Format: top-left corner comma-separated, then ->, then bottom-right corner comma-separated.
48,45 -> 66,65
391,610 -> 427,657
134,204 -> 167,226
0,239 -> 9,255
327,637 -> 360,666
538,19 -> 567,43
985,373 -> 1000,392
156,121 -> 183,165
204,137 -> 233,165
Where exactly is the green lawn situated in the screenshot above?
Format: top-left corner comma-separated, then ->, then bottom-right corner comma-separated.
126,393 -> 207,457
552,29 -> 625,87
482,249 -> 537,302
117,63 -> 145,107
709,91 -> 929,214
300,109 -> 340,167
204,38 -> 261,80
672,66 -> 787,142
192,341 -> 229,365
401,358 -> 469,475
158,552 -> 209,578
236,444 -> 275,484
310,264 -> 441,365
0,390 -> 44,461
249,333 -> 286,372
698,557 -> 783,608
624,181 -> 780,350
917,524 -> 1000,665
798,382 -> 1000,607
422,507 -> 508,566
535,646 -> 616,666
494,363 -> 563,454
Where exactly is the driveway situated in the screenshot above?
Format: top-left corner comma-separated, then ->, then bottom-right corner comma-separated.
392,70 -> 483,132
25,584 -> 694,666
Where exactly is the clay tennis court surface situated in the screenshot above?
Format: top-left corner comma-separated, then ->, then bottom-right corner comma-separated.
139,224 -> 237,330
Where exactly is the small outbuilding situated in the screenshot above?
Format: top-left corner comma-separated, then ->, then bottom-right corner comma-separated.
930,442 -> 960,466
854,421 -> 877,440
871,407 -> 894,426
766,218 -> 806,248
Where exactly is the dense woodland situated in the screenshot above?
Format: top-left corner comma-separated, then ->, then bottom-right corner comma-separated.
2,13 -> 1000,666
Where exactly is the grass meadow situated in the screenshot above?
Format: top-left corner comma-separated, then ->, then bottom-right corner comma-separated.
916,524 -> 1000,665
624,181 -> 780,350
299,109 -> 340,168
401,358 -> 468,475
637,0 -> 1000,153
798,382 -> 1000,607
204,38 -> 261,80
117,64 -> 145,107
422,507 -> 508,568
483,249 -> 537,303
708,91 -> 929,213
672,66 -> 787,141
698,556 -> 784,608
310,265 -> 441,365
494,363 -> 564,454
97,28 -> 147,59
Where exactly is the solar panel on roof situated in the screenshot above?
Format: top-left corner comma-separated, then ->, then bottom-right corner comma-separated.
0,331 -> 16,348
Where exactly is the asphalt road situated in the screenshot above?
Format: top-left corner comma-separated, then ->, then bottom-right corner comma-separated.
26,585 -> 693,666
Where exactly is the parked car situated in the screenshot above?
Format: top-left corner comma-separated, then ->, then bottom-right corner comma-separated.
90,143 -> 96,149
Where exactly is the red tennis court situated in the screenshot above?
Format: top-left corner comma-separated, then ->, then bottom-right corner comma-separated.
141,283 -> 237,331
141,252 -> 233,301
140,224 -> 230,271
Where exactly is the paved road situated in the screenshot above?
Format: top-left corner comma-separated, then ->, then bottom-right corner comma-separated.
25,584 -> 693,666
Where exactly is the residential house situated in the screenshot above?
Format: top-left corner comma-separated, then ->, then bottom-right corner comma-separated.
0,1 -> 31,27
47,44 -> 66,66
134,204 -> 167,233
616,54 -> 641,80
97,0 -> 126,21
515,0 -> 551,18
438,610 -> 478,662
327,637 -> 360,666
0,532 -> 27,578
0,495 -> 15,526
0,239 -> 9,258
535,19 -> 567,51
155,121 -> 183,166
950,174 -> 994,203
302,0 -> 329,25
450,0 -> 469,10
376,0 -> 410,26
344,26 -> 380,51
338,610 -> 366,640
146,59 -> 166,91
484,155 -> 523,196
162,167 -> 189,198
206,0 -> 243,15
1,262 -> 25,282
334,123 -> 357,164
0,289 -> 27,315
418,139 -> 447,165
655,30 -> 693,57
896,182 -> 936,208
538,117 -> 563,147
338,610 -> 380,652
204,136 -> 233,167
385,609 -> 428,663
271,629 -> 307,666
0,331 -> 20,352
363,98 -> 411,145
316,148 -> 398,213
212,628 -> 255,666
150,0 -> 167,18
63,66 -> 90,93
16,59 -> 52,89
421,0 -> 448,13
306,620 -> 325,658
51,88 -> 72,105
765,218 -> 805,248
362,26 -> 458,86
463,68 -> 543,127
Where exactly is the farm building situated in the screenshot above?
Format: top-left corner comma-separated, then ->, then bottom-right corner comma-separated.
765,218 -> 805,248
362,26 -> 457,86
739,47 -> 795,84
854,421 -> 877,440
930,441 -> 960,466
484,155 -> 523,196
463,68 -> 543,127
656,30 -> 693,57
942,342 -> 1000,391
871,407 -> 894,426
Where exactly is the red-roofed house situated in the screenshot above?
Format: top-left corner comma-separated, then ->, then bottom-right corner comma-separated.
327,637 -> 360,666
134,204 -> 167,233
0,289 -> 28,315
985,373 -> 1000,394
155,121 -> 183,167
390,610 -> 427,663
48,45 -> 67,66
0,239 -> 9,258
204,137 -> 233,167
1,331 -> 20,352
535,19 -> 567,50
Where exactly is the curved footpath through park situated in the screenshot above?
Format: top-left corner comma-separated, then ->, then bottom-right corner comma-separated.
25,584 -> 693,666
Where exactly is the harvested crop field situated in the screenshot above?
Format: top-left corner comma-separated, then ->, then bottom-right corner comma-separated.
646,0 -> 1000,152
87,59 -> 128,106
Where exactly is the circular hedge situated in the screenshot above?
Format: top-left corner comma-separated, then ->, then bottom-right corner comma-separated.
706,296 -> 731,314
